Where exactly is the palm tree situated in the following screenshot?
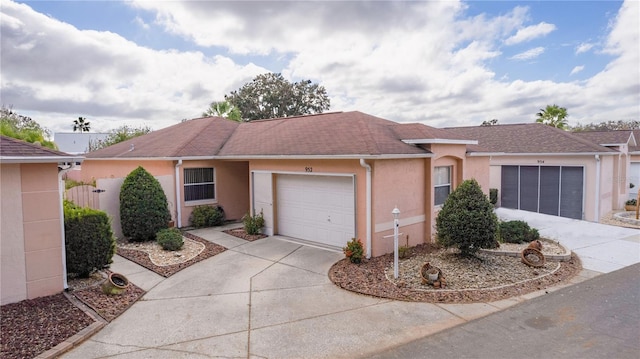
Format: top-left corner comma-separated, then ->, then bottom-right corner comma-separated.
202,101 -> 242,122
535,105 -> 568,129
73,117 -> 91,132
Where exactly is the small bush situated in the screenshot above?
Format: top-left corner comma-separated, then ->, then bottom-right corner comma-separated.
343,238 -> 364,263
243,210 -> 265,235
156,228 -> 184,251
190,205 -> 225,228
626,198 -> 637,206
64,200 -> 116,278
120,166 -> 171,241
489,188 -> 498,206
436,179 -> 499,256
499,220 -> 540,244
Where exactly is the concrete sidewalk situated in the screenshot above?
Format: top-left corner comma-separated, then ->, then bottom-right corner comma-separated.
63,213 -> 639,358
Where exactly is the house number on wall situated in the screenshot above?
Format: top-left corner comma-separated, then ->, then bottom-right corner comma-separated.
305,167 -> 313,172
537,160 -> 545,164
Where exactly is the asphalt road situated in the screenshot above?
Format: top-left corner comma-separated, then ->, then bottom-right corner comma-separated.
368,263 -> 640,359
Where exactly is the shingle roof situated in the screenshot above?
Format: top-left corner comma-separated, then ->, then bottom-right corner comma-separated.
219,111 -> 435,156
88,111 -> 469,159
86,117 -> 240,158
0,135 -> 79,160
571,130 -> 635,147
443,123 -> 617,154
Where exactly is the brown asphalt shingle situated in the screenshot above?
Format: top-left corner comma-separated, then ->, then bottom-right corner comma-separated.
86,117 -> 240,158
443,123 -> 617,154
572,130 -> 635,146
88,111 -> 468,158
0,135 -> 76,158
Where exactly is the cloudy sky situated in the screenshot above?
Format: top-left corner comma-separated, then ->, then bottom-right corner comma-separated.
1,0 -> 638,135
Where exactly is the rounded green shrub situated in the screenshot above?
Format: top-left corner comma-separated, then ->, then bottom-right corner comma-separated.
120,166 -> 171,241
436,179 -> 499,256
156,228 -> 184,251
189,205 -> 225,228
499,220 -> 540,244
64,200 -> 116,278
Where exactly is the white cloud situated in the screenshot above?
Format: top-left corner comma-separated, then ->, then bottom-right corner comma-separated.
505,22 -> 556,45
575,42 -> 594,54
133,16 -> 149,30
509,47 -> 545,61
570,66 -> 585,75
0,0 -> 637,134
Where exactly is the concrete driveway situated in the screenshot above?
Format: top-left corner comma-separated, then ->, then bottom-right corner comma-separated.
63,211 -> 639,358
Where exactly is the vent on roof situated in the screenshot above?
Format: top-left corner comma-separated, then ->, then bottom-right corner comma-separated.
129,144 -> 134,152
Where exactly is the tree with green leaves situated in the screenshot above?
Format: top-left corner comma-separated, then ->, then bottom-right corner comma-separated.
481,119 -> 499,126
202,100 -> 242,122
0,105 -> 56,149
571,119 -> 639,132
535,105 -> 569,129
224,73 -> 330,121
73,117 -> 91,132
88,125 -> 151,151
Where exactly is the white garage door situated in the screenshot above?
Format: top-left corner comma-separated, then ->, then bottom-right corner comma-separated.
276,174 -> 355,249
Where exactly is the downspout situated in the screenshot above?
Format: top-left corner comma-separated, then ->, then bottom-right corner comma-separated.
58,162 -> 76,290
359,159 -> 372,259
595,155 -> 600,222
175,159 -> 183,228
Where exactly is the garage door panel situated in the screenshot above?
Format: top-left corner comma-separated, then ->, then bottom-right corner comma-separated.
501,165 -> 583,220
539,167 -> 560,216
276,174 -> 355,248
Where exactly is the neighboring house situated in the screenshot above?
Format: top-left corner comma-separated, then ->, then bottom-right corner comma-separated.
54,132 -> 109,155
629,130 -> 640,201
80,111 -> 488,257
444,123 -> 634,222
1,136 -> 83,305
572,130 -> 637,203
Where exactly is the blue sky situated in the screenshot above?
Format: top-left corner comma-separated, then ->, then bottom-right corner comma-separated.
2,1 -> 637,134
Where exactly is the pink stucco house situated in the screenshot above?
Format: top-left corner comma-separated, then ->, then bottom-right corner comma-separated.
1,136 -> 83,305
80,111 -> 488,257
446,124 -> 637,222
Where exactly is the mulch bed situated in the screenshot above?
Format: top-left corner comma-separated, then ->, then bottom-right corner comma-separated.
116,232 -> 226,277
329,243 -> 583,303
1,293 -> 95,359
72,279 -> 145,322
223,227 -> 268,241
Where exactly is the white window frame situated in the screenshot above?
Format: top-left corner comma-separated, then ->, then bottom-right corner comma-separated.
184,167 -> 216,205
434,166 -> 451,206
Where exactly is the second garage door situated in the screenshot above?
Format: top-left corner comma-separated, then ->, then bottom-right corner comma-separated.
276,174 -> 355,249
501,165 -> 584,219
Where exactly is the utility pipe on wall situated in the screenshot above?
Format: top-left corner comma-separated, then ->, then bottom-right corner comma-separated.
175,159 -> 183,228
359,159 -> 372,259
58,162 -> 76,290
595,155 -> 600,222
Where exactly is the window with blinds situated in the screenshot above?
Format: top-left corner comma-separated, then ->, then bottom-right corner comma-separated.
434,166 -> 451,206
184,168 -> 215,202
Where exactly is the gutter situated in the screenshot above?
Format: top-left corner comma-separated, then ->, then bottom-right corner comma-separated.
359,159 -> 372,259
58,163 -> 77,290
595,155 -> 600,222
175,159 -> 183,228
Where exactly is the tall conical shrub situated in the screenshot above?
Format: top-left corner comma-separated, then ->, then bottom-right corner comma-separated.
436,178 -> 498,256
120,166 -> 170,241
